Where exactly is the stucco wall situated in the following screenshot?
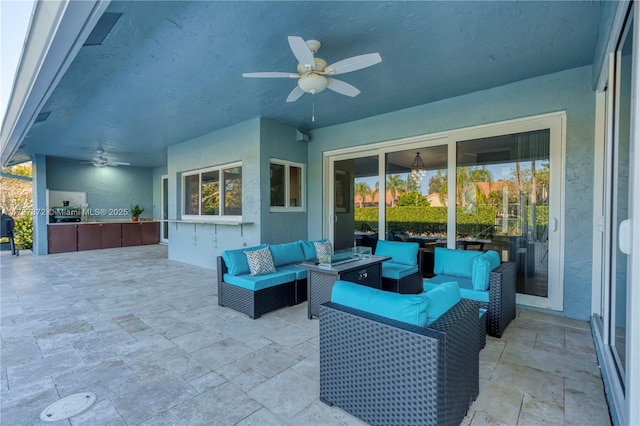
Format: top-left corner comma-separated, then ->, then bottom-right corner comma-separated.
46,156 -> 153,221
307,66 -> 596,320
166,118 -> 261,269
259,118 -> 308,244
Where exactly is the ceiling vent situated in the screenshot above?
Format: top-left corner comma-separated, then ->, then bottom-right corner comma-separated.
83,12 -> 122,46
35,111 -> 51,123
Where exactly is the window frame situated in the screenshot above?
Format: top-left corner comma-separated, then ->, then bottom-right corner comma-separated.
182,161 -> 243,221
270,158 -> 305,212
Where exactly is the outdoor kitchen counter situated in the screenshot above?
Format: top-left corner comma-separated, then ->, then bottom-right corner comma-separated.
48,221 -> 160,253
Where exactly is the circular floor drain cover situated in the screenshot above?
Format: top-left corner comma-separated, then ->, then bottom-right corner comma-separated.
40,392 -> 97,422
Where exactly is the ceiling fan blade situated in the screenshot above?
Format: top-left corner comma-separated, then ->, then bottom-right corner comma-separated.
286,86 -> 305,103
325,53 -> 382,75
242,72 -> 298,78
288,36 -> 315,70
106,161 -> 130,166
327,78 -> 360,97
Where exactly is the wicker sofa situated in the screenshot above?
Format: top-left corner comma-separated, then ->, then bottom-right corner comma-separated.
319,281 -> 480,426
424,247 -> 516,337
216,240 -> 326,318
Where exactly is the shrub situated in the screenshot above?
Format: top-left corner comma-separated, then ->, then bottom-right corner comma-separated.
13,214 -> 33,250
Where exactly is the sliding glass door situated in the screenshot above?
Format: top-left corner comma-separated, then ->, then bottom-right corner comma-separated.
325,114 -> 563,310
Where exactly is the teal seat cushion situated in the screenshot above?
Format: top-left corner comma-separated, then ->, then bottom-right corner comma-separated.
278,264 -> 307,280
423,281 -> 461,325
269,242 -> 305,267
331,280 -> 429,327
433,247 -> 482,278
425,275 -> 489,303
299,239 -> 328,261
222,244 -> 267,276
472,250 -> 501,291
375,240 -> 419,266
381,262 -> 419,279
223,270 -> 296,291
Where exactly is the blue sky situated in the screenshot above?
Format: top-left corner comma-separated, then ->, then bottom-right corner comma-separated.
1,0 -> 35,129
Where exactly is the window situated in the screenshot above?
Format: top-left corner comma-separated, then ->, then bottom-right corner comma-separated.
182,163 -> 242,218
270,159 -> 304,211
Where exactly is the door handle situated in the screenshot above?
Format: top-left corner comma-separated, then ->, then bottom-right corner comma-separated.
551,218 -> 558,232
334,215 -> 338,224
619,219 -> 631,255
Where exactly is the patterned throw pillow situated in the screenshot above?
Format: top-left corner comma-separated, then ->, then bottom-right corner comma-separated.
313,240 -> 333,258
244,247 -> 276,276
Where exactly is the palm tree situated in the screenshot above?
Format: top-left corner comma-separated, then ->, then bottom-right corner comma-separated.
355,181 -> 370,207
386,175 -> 405,207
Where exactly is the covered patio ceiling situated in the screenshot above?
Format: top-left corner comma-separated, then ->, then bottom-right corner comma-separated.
8,1 -> 600,168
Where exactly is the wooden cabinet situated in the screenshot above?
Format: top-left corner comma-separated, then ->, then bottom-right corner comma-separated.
77,224 -> 101,251
121,223 -> 142,247
48,225 -> 77,253
100,223 -> 122,248
48,222 -> 159,253
141,221 -> 160,245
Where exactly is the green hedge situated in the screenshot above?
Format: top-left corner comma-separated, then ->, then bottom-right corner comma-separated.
354,205 -> 548,236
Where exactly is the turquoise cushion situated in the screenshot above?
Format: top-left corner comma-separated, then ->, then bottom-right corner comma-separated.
375,240 -> 419,266
278,264 -> 307,280
472,257 -> 491,291
423,281 -> 461,325
482,250 -> 501,270
223,270 -> 295,291
299,239 -> 328,261
222,244 -> 266,276
433,248 -> 482,278
331,280 -> 429,327
472,250 -> 501,291
381,262 -> 419,280
269,242 -> 305,267
425,276 -> 489,303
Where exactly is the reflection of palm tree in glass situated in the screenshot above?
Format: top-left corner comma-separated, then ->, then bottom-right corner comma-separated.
355,182 -> 369,207
386,175 -> 405,207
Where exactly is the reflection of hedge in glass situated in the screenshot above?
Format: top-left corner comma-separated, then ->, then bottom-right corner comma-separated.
270,164 -> 285,207
224,167 -> 242,215
201,171 -> 219,215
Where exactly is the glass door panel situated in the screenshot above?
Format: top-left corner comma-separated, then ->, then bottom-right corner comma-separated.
456,130 -> 551,297
385,145 -> 448,277
334,156 -> 379,251
610,14 -> 633,383
161,176 -> 169,242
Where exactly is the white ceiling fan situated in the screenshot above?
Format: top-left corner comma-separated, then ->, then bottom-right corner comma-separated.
242,36 -> 382,103
73,150 -> 130,168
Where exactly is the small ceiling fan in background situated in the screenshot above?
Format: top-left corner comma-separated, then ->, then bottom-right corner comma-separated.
242,36 -> 382,107
72,150 -> 130,168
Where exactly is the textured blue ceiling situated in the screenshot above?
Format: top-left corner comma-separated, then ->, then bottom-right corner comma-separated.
20,1 -> 601,167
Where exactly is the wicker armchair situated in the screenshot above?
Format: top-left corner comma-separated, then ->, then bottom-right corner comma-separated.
319,298 -> 480,426
483,262 -> 516,337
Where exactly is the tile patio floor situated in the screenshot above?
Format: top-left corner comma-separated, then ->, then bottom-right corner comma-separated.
1,245 -> 611,425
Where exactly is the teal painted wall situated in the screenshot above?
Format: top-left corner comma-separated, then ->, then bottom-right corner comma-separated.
307,66 -> 596,320
46,157 -> 153,221
32,155 -> 48,255
259,118 -> 308,244
152,165 -> 168,222
167,118 -> 261,269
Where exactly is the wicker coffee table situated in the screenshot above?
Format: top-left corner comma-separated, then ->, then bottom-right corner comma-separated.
300,255 -> 389,319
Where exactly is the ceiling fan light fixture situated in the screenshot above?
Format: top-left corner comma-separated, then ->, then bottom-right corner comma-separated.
298,73 -> 329,94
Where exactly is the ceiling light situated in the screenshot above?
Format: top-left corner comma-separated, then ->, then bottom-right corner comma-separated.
298,74 -> 329,94
411,152 -> 425,173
